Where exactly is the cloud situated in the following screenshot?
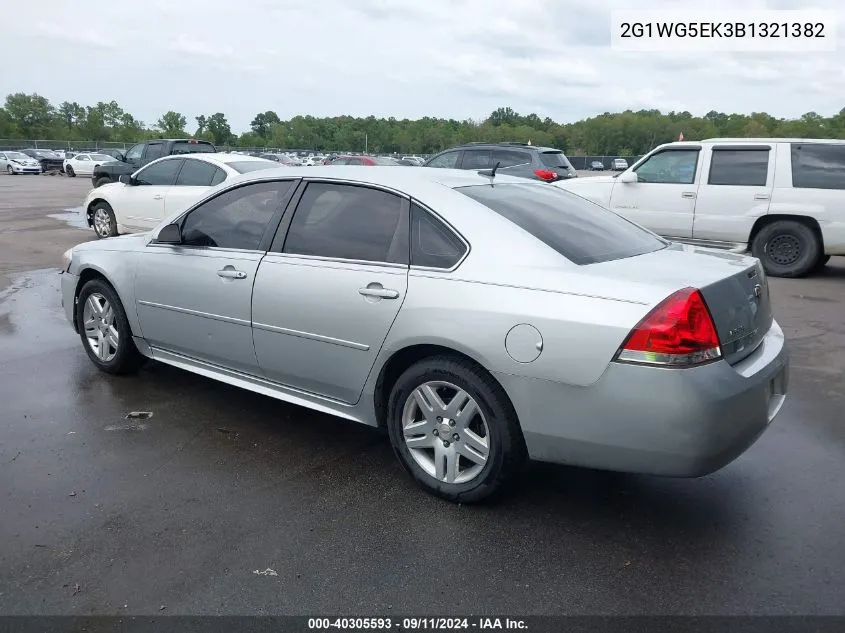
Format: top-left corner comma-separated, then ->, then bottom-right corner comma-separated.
0,0 -> 842,133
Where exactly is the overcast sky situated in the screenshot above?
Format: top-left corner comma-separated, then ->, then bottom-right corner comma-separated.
1,0 -> 843,132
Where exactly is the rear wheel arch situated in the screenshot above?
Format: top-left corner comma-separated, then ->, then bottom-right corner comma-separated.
749,214 -> 824,251
373,343 -> 512,429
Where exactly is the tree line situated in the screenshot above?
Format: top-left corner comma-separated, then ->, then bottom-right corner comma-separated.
2,92 -> 845,156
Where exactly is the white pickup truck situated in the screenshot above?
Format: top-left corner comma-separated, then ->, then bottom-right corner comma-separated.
555,138 -> 845,277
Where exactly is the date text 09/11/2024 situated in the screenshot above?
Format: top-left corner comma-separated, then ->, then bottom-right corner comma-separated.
307,617 -> 528,630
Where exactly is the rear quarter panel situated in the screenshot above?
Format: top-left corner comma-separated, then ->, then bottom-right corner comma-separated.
770,143 -> 845,254
381,272 -> 652,387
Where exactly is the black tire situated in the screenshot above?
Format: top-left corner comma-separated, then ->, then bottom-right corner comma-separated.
94,176 -> 111,188
751,220 -> 821,278
75,279 -> 145,375
66,165 -> 76,177
6,165 -> 14,175
90,201 -> 118,239
386,356 -> 527,503
813,254 -> 831,271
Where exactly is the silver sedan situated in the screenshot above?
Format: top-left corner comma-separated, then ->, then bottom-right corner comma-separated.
60,167 -> 788,502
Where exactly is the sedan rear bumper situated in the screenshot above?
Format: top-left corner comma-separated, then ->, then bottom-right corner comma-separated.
495,319 -> 788,477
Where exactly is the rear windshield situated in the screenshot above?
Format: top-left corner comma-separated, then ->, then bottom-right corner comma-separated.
539,151 -> 572,169
171,141 -> 215,155
457,183 -> 667,265
227,160 -> 280,174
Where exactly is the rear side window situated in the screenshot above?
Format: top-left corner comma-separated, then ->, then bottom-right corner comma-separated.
708,149 -> 769,186
791,143 -> 845,190
171,141 -> 215,155
492,149 -> 531,168
175,159 -> 219,186
411,203 -> 467,269
457,183 -> 666,266
540,151 -> 572,169
210,168 -> 227,185
462,150 -> 492,169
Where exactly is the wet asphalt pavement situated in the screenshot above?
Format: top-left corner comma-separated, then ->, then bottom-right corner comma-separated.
1,175 -> 844,616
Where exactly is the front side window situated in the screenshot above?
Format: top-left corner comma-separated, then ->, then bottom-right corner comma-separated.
791,143 -> 845,190
135,158 -> 183,186
76,154 -> 90,161
635,149 -> 699,184
708,149 -> 769,186
125,144 -> 144,162
181,180 -> 294,250
426,151 -> 460,169
283,183 -> 407,264
175,158 -> 219,186
411,203 -> 466,269
457,183 -> 667,266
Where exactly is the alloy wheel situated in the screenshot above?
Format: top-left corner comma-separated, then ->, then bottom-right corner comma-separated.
82,293 -> 119,362
93,208 -> 112,238
401,381 -> 490,484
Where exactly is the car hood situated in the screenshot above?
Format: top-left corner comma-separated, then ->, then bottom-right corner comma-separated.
96,161 -> 133,174
73,232 -> 150,254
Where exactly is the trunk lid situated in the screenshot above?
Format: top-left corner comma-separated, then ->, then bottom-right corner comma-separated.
585,244 -> 773,365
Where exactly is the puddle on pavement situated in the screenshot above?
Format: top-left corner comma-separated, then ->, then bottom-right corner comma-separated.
104,422 -> 149,432
48,207 -> 89,231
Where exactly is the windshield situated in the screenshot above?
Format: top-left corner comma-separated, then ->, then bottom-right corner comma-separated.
457,183 -> 667,265
6,152 -> 27,159
228,160 -> 280,174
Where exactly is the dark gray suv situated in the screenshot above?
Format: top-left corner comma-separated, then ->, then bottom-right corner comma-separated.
423,142 -> 577,182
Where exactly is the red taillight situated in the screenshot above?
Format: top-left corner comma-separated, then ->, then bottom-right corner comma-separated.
616,288 -> 721,367
533,169 -> 558,181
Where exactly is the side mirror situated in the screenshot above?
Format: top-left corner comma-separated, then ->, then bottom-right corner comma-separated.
156,223 -> 182,244
118,174 -> 134,185
618,171 -> 638,183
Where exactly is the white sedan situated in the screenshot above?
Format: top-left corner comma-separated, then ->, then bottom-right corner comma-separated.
63,153 -> 116,177
82,153 -> 277,238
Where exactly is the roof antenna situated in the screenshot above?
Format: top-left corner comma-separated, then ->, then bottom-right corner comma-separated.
479,161 -> 501,179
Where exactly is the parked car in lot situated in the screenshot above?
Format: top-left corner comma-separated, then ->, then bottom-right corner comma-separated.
330,155 -> 401,165
259,153 -> 298,166
0,151 -> 42,174
20,148 -> 64,172
60,166 -> 788,503
425,143 -> 577,182
555,138 -> 845,277
82,153 -> 276,238
590,160 -> 605,171
63,152 -> 116,177
611,158 -> 629,170
91,139 -> 216,187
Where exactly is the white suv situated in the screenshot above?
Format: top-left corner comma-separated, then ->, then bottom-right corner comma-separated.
555,138 -> 845,277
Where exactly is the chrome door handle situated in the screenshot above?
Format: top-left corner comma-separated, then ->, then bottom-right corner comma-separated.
359,286 -> 399,299
681,192 -> 696,199
153,195 -> 163,200
217,269 -> 247,279
754,193 -> 770,200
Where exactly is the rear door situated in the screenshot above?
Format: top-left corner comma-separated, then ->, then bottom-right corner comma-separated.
165,158 -> 224,216
251,180 -> 409,404
609,146 -> 702,239
693,145 -> 774,244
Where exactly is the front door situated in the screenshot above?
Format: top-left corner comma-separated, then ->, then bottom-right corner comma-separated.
252,181 -> 409,404
135,179 -> 294,374
118,158 -> 184,231
609,147 -> 702,239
